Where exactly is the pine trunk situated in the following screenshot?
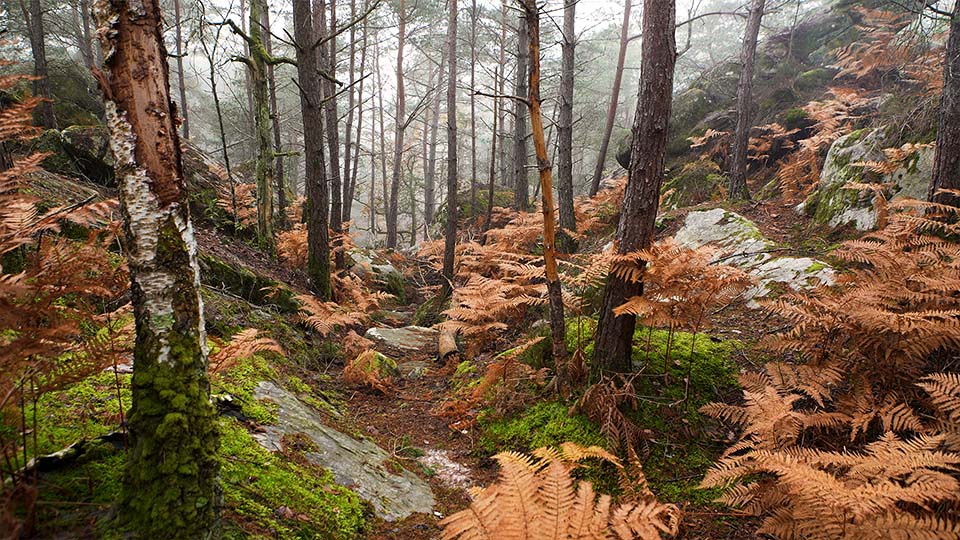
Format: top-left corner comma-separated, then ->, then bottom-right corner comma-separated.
589,0 -> 631,196
557,0 -> 577,253
387,0 -> 407,248
930,2 -> 960,208
469,0 -> 478,214
442,2 -> 458,295
728,0 -> 764,201
342,0 -> 357,226
294,0 -> 332,299
512,17 -> 530,211
94,0 -> 218,535
592,0 -> 676,378
425,50 -> 446,226
24,0 -> 57,128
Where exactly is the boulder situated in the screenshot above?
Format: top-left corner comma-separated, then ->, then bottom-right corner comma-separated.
803,128 -> 934,230
364,326 -> 440,354
675,208 -> 834,305
253,381 -> 434,521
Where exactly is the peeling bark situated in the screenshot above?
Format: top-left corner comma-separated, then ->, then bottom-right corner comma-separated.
94,0 -> 218,535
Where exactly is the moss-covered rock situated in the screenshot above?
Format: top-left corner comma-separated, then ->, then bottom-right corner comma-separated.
199,252 -> 299,313
661,160 -> 724,209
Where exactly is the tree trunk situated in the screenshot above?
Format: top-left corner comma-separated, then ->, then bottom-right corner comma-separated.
483,66 -> 499,236
425,50 -> 446,227
263,6 -> 288,228
387,0 -> 407,249
557,0 -> 577,253
249,0 -> 275,252
376,41 -> 389,238
76,0 -> 99,69
294,0 -> 332,299
369,94 -> 377,234
442,0 -> 458,296
347,11 -> 368,224
173,0 -> 189,138
22,0 -> 57,128
497,1 -> 509,187
520,0 -> 567,369
202,23 -> 239,229
94,0 -> 218,536
589,0 -> 632,196
469,0 -> 478,214
512,17 -> 529,211
342,0 -> 357,226
240,0 -> 256,156
728,0 -> 764,201
591,0 -> 676,378
317,0 -> 344,267
930,2 -> 960,208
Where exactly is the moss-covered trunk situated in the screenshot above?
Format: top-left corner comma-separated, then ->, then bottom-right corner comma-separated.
94,0 -> 219,537
249,0 -> 276,252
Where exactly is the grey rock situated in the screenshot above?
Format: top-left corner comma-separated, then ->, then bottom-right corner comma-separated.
397,360 -> 431,380
253,381 -> 435,521
806,128 -> 934,230
364,326 -> 440,353
675,208 -> 833,306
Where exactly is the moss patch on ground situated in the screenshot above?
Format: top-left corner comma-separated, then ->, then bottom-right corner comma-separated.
564,318 -> 740,504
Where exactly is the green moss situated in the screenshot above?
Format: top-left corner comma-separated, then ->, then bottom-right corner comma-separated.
212,354 -> 281,424
661,161 -> 724,208
219,418 -> 368,540
795,68 -> 834,92
479,401 -> 606,454
199,253 -> 299,313
782,107 -> 810,130
805,261 -> 827,273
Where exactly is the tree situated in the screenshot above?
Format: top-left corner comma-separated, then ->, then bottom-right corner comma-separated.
512,16 -> 529,211
173,0 -> 190,138
425,50 -> 447,227
591,0 -> 676,378
294,0 -> 332,299
94,0 -> 218,535
227,0 -> 282,252
261,6 -> 288,229
556,0 -> 577,253
21,0 -> 57,128
387,0 -> 408,248
589,0 -> 632,196
929,1 -> 960,208
319,0 -> 344,267
442,0 -> 458,295
519,0 -> 567,372
727,0 -> 765,201
469,0 -> 478,213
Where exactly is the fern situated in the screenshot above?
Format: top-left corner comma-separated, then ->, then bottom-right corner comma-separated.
441,443 -> 680,540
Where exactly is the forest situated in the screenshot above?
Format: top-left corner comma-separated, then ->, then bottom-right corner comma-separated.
2,0 -> 960,537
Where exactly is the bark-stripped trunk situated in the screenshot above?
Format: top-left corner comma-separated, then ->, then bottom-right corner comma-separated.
294,0 -> 332,299
930,2 -> 960,208
728,0 -> 764,201
263,7 -> 288,228
173,0 -> 189,138
589,0 -> 632,196
442,0 -> 458,296
512,17 -> 529,210
469,0 -> 478,213
23,0 -> 57,128
592,0 -> 676,378
318,0 -> 344,267
557,0 -> 577,253
94,0 -> 218,536
520,0 -> 566,367
425,50 -> 446,226
248,0 -> 275,251
387,0 -> 407,248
